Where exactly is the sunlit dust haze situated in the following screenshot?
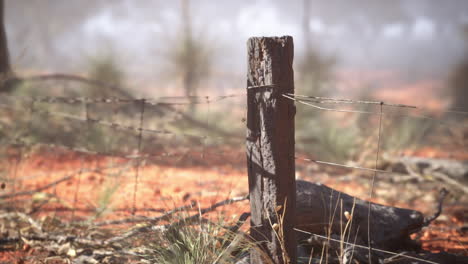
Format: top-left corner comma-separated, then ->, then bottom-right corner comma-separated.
5,0 -> 468,106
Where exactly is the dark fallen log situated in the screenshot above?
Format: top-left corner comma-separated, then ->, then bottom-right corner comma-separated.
238,178 -> 461,264
295,180 -> 445,252
293,180 -> 468,263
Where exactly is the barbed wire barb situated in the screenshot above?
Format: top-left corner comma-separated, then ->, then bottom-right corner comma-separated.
0,102 -> 229,142
1,93 -> 244,106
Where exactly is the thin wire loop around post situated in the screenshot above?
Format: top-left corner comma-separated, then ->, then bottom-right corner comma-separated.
247,84 -> 277,89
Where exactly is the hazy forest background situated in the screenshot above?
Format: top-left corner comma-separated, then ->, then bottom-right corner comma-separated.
4,0 -> 468,105
3,0 -> 468,159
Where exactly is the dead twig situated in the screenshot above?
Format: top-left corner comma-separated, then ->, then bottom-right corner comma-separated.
0,212 -> 43,234
0,174 -> 74,200
431,170 -> 468,195
421,188 -> 449,229
170,195 -> 248,228
94,200 -> 197,226
0,163 -> 132,200
104,195 -> 248,244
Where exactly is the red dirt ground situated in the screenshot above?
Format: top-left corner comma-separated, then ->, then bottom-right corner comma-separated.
0,147 -> 467,262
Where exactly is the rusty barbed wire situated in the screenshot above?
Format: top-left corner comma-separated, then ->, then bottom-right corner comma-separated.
0,93 -> 244,106
0,102 -> 231,142
1,90 -> 465,215
6,139 -> 139,159
1,93 -> 464,165
3,137 -> 236,169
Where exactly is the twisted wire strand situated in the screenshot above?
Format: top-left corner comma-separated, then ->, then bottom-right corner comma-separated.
0,103 -> 227,142
0,94 -> 243,106
283,94 -> 468,127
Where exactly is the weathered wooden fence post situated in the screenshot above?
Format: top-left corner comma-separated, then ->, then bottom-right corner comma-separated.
246,36 -> 296,264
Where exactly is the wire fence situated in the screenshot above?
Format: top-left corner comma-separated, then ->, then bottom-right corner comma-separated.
0,75 -> 467,262
0,78 -> 249,225
1,81 -> 467,216
1,84 -> 466,183
284,92 -> 467,264
287,92 -> 467,193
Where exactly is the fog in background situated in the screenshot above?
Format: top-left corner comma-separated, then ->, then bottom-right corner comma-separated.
5,0 -> 468,100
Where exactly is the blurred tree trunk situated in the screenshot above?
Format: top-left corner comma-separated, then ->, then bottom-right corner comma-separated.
0,0 -> 13,92
450,26 -> 468,112
0,0 -> 10,76
302,0 -> 311,54
451,60 -> 468,111
181,0 -> 196,109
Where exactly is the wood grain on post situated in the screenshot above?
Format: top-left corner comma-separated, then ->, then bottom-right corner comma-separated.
246,36 -> 296,264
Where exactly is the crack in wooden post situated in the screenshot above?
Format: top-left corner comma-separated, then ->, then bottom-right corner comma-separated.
246,36 -> 296,264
